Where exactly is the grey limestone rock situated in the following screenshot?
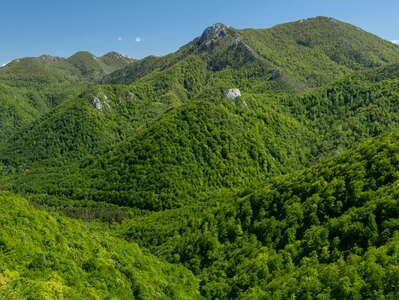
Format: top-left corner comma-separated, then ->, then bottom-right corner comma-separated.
92,95 -> 110,110
92,97 -> 103,110
201,23 -> 228,41
224,88 -> 241,100
199,23 -> 228,49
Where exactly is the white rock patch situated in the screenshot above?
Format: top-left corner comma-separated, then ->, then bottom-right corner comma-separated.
224,88 -> 241,100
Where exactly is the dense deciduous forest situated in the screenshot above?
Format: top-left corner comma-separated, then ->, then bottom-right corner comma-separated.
0,16 -> 399,299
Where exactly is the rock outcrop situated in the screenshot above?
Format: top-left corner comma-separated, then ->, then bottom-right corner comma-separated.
201,23 -> 228,41
92,97 -> 103,110
92,95 -> 110,110
199,23 -> 228,49
224,88 -> 247,107
224,88 -> 241,100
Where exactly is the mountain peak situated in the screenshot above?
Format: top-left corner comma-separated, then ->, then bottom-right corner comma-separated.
35,54 -> 64,62
104,51 -> 120,56
292,16 -> 340,25
103,51 -> 123,58
200,23 -> 228,41
103,51 -> 134,60
198,23 -> 229,50
68,51 -> 97,60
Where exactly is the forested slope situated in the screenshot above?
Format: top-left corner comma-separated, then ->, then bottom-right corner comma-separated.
7,72 -> 399,212
0,192 -> 201,299
104,17 -> 399,92
118,133 -> 399,299
1,16 -> 399,300
0,51 -> 133,140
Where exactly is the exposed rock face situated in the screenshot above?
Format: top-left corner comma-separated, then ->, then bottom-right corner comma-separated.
92,95 -> 110,110
127,91 -> 135,99
201,23 -> 228,41
224,88 -> 241,100
224,88 -> 248,107
199,23 -> 228,49
92,97 -> 103,110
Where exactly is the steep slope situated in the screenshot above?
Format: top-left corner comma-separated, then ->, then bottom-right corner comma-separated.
1,17 -> 399,300
0,51 -> 134,88
0,51 -> 133,140
0,84 -> 42,140
0,191 -> 201,299
119,132 -> 399,299
99,51 -> 136,73
283,75 -> 399,160
4,69 -> 399,213
350,62 -> 399,82
4,17 -> 399,210
9,70 -> 399,210
103,17 -> 399,97
66,51 -> 134,80
0,84 -> 171,166
3,17 -> 399,166
238,16 -> 399,85
3,94 -> 314,209
0,55 -> 84,116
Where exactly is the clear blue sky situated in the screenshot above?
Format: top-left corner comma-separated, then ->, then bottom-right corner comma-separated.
1,0 -> 398,65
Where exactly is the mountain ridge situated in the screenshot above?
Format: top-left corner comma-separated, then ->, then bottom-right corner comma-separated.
1,16 -> 399,299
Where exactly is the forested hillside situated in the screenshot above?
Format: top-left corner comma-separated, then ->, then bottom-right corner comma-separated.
0,51 -> 133,141
0,84 -> 42,140
119,133 -> 399,298
0,192 -> 201,299
104,17 -> 399,92
7,70 -> 399,212
1,16 -> 399,299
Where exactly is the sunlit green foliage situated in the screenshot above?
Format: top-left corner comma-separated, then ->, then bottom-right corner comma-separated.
1,16 -> 399,300
120,133 -> 399,299
0,192 -> 201,299
105,17 -> 399,92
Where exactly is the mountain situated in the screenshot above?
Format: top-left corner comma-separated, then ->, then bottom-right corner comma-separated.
0,84 -> 172,166
2,17 -> 399,165
66,51 -> 135,80
2,17 -> 399,299
0,51 -> 134,140
102,17 -> 399,95
3,17 -> 399,170
0,51 -> 134,88
7,64 -> 399,211
4,111 -> 399,299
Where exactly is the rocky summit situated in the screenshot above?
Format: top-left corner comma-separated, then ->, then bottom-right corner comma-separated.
198,22 -> 229,49
200,23 -> 228,41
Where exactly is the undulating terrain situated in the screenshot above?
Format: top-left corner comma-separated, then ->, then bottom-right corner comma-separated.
1,17 -> 399,299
